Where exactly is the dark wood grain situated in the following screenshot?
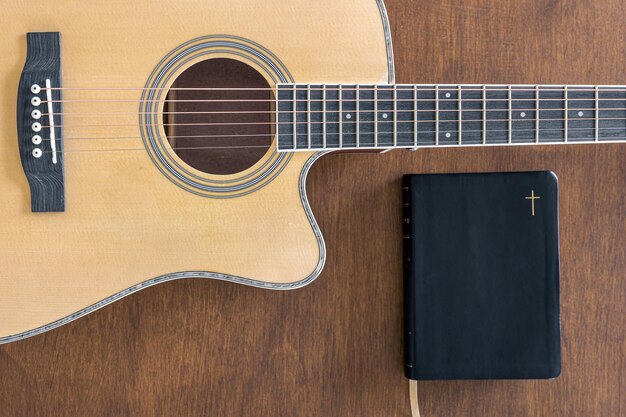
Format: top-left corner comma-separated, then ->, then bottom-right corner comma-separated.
1,1 -> 624,415
17,32 -> 64,212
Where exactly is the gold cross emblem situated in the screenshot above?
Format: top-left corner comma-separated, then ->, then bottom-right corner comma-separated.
525,190 -> 541,216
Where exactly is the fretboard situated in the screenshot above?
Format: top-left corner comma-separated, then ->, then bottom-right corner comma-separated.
276,84 -> 626,151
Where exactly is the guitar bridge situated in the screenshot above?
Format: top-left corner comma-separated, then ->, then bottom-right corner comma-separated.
17,32 -> 65,212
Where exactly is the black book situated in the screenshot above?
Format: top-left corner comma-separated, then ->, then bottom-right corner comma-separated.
402,172 -> 561,380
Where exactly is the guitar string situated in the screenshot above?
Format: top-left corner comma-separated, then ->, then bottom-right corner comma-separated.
37,116 -> 626,129
40,97 -> 626,104
40,106 -> 626,117
35,124 -> 626,142
42,86 -> 626,92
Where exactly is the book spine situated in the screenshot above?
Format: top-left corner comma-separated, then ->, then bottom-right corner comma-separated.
402,176 -> 417,379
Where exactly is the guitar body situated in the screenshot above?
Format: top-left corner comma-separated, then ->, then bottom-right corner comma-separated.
0,0 -> 394,342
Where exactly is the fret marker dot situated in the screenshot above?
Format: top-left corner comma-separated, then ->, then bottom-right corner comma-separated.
578,111 -> 584,117
382,113 -> 388,119
445,132 -> 451,138
346,114 -> 352,119
520,112 -> 526,118
445,93 -> 451,98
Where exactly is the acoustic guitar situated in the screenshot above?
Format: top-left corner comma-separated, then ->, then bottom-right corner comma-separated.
1,0 -> 624,344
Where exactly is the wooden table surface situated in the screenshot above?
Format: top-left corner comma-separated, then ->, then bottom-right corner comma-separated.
1,1 -> 624,416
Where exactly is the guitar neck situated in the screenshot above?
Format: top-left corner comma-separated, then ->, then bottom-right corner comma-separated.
276,84 -> 626,152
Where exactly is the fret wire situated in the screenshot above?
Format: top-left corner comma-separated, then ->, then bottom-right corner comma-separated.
339,86 -> 343,149
458,85 -> 462,145
482,85 -> 486,145
595,85 -> 600,142
413,85 -> 418,147
393,85 -> 397,147
356,85 -> 361,148
322,84 -> 327,148
306,84 -> 311,149
564,86 -> 569,143
535,85 -> 540,143
508,85 -> 512,144
374,85 -> 378,147
435,85 -> 440,145
292,84 -> 297,150
339,85 -> 343,148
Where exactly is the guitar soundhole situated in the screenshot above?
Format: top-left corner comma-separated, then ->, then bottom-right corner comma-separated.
163,58 -> 274,175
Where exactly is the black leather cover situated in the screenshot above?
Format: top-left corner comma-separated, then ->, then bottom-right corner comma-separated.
403,172 -> 561,380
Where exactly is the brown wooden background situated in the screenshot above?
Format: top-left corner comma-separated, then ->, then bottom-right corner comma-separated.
1,1 -> 624,415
